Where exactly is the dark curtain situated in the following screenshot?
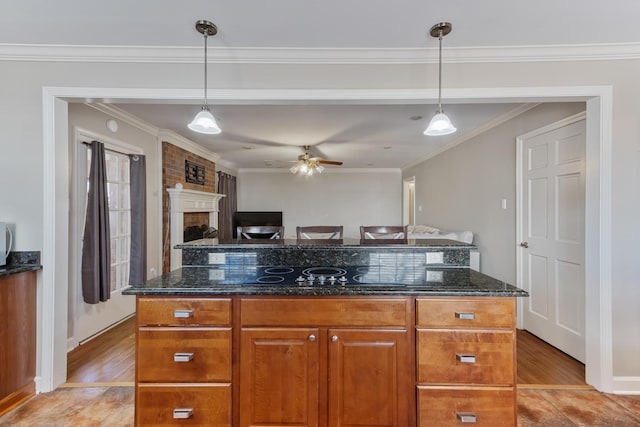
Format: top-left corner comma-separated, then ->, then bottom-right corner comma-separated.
81,141 -> 111,304
217,172 -> 237,240
129,154 -> 147,285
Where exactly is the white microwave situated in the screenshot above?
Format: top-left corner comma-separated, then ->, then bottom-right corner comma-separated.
0,222 -> 12,267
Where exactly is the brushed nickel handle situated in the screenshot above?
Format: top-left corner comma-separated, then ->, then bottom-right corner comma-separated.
173,408 -> 194,419
173,352 -> 194,362
520,241 -> 529,248
455,312 -> 475,320
331,335 -> 339,342
456,354 -> 477,364
174,309 -> 194,318
456,412 -> 477,423
309,334 -> 316,342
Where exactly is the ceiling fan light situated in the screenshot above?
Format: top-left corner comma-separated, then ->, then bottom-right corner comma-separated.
316,164 -> 324,173
290,164 -> 300,174
424,112 -> 457,136
188,107 -> 221,134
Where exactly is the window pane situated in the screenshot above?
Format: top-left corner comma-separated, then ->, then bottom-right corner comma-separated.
107,183 -> 118,209
119,184 -> 130,209
121,157 -> 130,182
119,211 -> 130,235
105,153 -> 119,181
110,265 -> 116,292
109,211 -> 118,237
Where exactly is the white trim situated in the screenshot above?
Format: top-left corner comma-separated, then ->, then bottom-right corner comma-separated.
157,130 -> 222,164
403,103 -> 539,168
42,85 -> 613,394
86,104 -> 159,136
3,42 -> 640,64
612,377 -> 640,395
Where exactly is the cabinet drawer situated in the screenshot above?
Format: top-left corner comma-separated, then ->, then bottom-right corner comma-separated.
416,298 -> 514,329
136,384 -> 231,426
418,387 -> 516,427
417,330 -> 514,385
241,298 -> 408,327
137,297 -> 231,326
138,328 -> 231,382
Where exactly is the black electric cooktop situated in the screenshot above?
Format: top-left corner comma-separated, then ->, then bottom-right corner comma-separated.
214,265 -> 436,286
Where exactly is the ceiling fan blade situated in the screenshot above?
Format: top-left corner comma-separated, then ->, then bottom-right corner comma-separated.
318,159 -> 343,166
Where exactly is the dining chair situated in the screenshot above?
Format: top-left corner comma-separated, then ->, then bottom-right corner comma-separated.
237,225 -> 284,240
296,225 -> 344,239
359,225 -> 408,239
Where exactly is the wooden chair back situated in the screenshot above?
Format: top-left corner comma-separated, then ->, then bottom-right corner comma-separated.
296,225 -> 344,239
359,225 -> 408,240
237,226 -> 284,240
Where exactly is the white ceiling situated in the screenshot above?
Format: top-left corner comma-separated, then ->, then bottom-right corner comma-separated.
4,1 -> 635,169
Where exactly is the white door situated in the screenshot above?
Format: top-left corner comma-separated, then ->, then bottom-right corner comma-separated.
518,115 -> 586,362
70,132 -> 137,346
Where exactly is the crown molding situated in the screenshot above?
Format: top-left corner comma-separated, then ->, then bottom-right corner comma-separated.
2,42 -> 640,64
238,167 -> 401,174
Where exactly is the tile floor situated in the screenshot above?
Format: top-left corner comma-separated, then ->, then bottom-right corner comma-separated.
1,386 -> 639,426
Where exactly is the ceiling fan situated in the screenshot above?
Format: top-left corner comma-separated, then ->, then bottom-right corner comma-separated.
290,145 -> 343,176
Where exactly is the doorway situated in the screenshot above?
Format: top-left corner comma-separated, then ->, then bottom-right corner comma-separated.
403,177 -> 415,226
42,86 -> 612,393
517,113 -> 586,363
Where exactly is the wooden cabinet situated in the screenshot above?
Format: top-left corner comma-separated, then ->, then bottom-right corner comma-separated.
135,297 -> 232,426
0,271 -> 37,417
239,298 -> 410,427
416,297 -> 517,426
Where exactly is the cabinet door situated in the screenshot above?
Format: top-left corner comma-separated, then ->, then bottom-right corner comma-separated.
327,329 -> 409,427
240,328 -> 320,427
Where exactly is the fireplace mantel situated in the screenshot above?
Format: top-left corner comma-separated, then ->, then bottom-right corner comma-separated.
167,187 -> 225,271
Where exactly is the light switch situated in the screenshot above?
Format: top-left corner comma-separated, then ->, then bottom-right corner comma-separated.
208,253 -> 226,264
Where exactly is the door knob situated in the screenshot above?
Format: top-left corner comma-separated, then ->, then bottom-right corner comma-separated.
520,242 -> 529,248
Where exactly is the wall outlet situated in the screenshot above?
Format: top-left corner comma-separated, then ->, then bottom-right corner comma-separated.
426,270 -> 444,282
426,252 -> 444,264
209,269 -> 225,281
208,253 -> 226,265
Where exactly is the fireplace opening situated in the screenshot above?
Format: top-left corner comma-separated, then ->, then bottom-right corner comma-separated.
183,212 -> 217,243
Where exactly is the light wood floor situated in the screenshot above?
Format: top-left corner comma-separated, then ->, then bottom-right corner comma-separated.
1,319 -> 638,426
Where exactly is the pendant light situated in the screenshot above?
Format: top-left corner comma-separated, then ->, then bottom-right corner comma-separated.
424,22 -> 457,136
188,20 -> 221,135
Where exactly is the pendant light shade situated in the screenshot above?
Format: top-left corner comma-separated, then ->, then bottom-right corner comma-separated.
189,20 -> 221,135
188,107 -> 221,134
424,22 -> 456,137
424,109 -> 456,136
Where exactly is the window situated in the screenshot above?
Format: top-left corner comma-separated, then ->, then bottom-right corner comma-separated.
87,149 -> 131,293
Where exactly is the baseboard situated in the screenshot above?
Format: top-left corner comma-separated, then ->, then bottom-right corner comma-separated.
0,382 -> 35,416
67,337 -> 75,352
612,376 -> 640,395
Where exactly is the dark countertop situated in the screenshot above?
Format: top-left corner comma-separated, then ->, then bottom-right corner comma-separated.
123,266 -> 528,297
0,251 -> 41,278
177,238 -> 476,249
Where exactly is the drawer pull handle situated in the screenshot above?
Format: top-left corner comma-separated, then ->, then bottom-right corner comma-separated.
174,309 -> 194,318
331,335 -> 339,342
173,408 -> 194,419
174,352 -> 194,362
455,312 -> 475,320
456,354 -> 477,363
309,334 -> 316,342
456,412 -> 477,423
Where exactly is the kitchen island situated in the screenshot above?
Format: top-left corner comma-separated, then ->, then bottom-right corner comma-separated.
124,239 -> 527,426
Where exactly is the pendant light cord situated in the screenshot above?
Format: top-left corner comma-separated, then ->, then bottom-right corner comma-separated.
203,32 -> 208,108
437,31 -> 443,114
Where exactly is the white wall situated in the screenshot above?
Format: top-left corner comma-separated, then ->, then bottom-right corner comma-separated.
0,56 -> 638,388
238,169 -> 402,238
403,103 -> 586,284
66,103 -> 162,341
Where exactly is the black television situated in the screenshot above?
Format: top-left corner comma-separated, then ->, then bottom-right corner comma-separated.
233,211 -> 283,238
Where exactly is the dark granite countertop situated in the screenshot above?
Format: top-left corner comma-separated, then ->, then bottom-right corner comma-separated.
123,266 -> 528,297
177,238 -> 476,249
0,251 -> 42,278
